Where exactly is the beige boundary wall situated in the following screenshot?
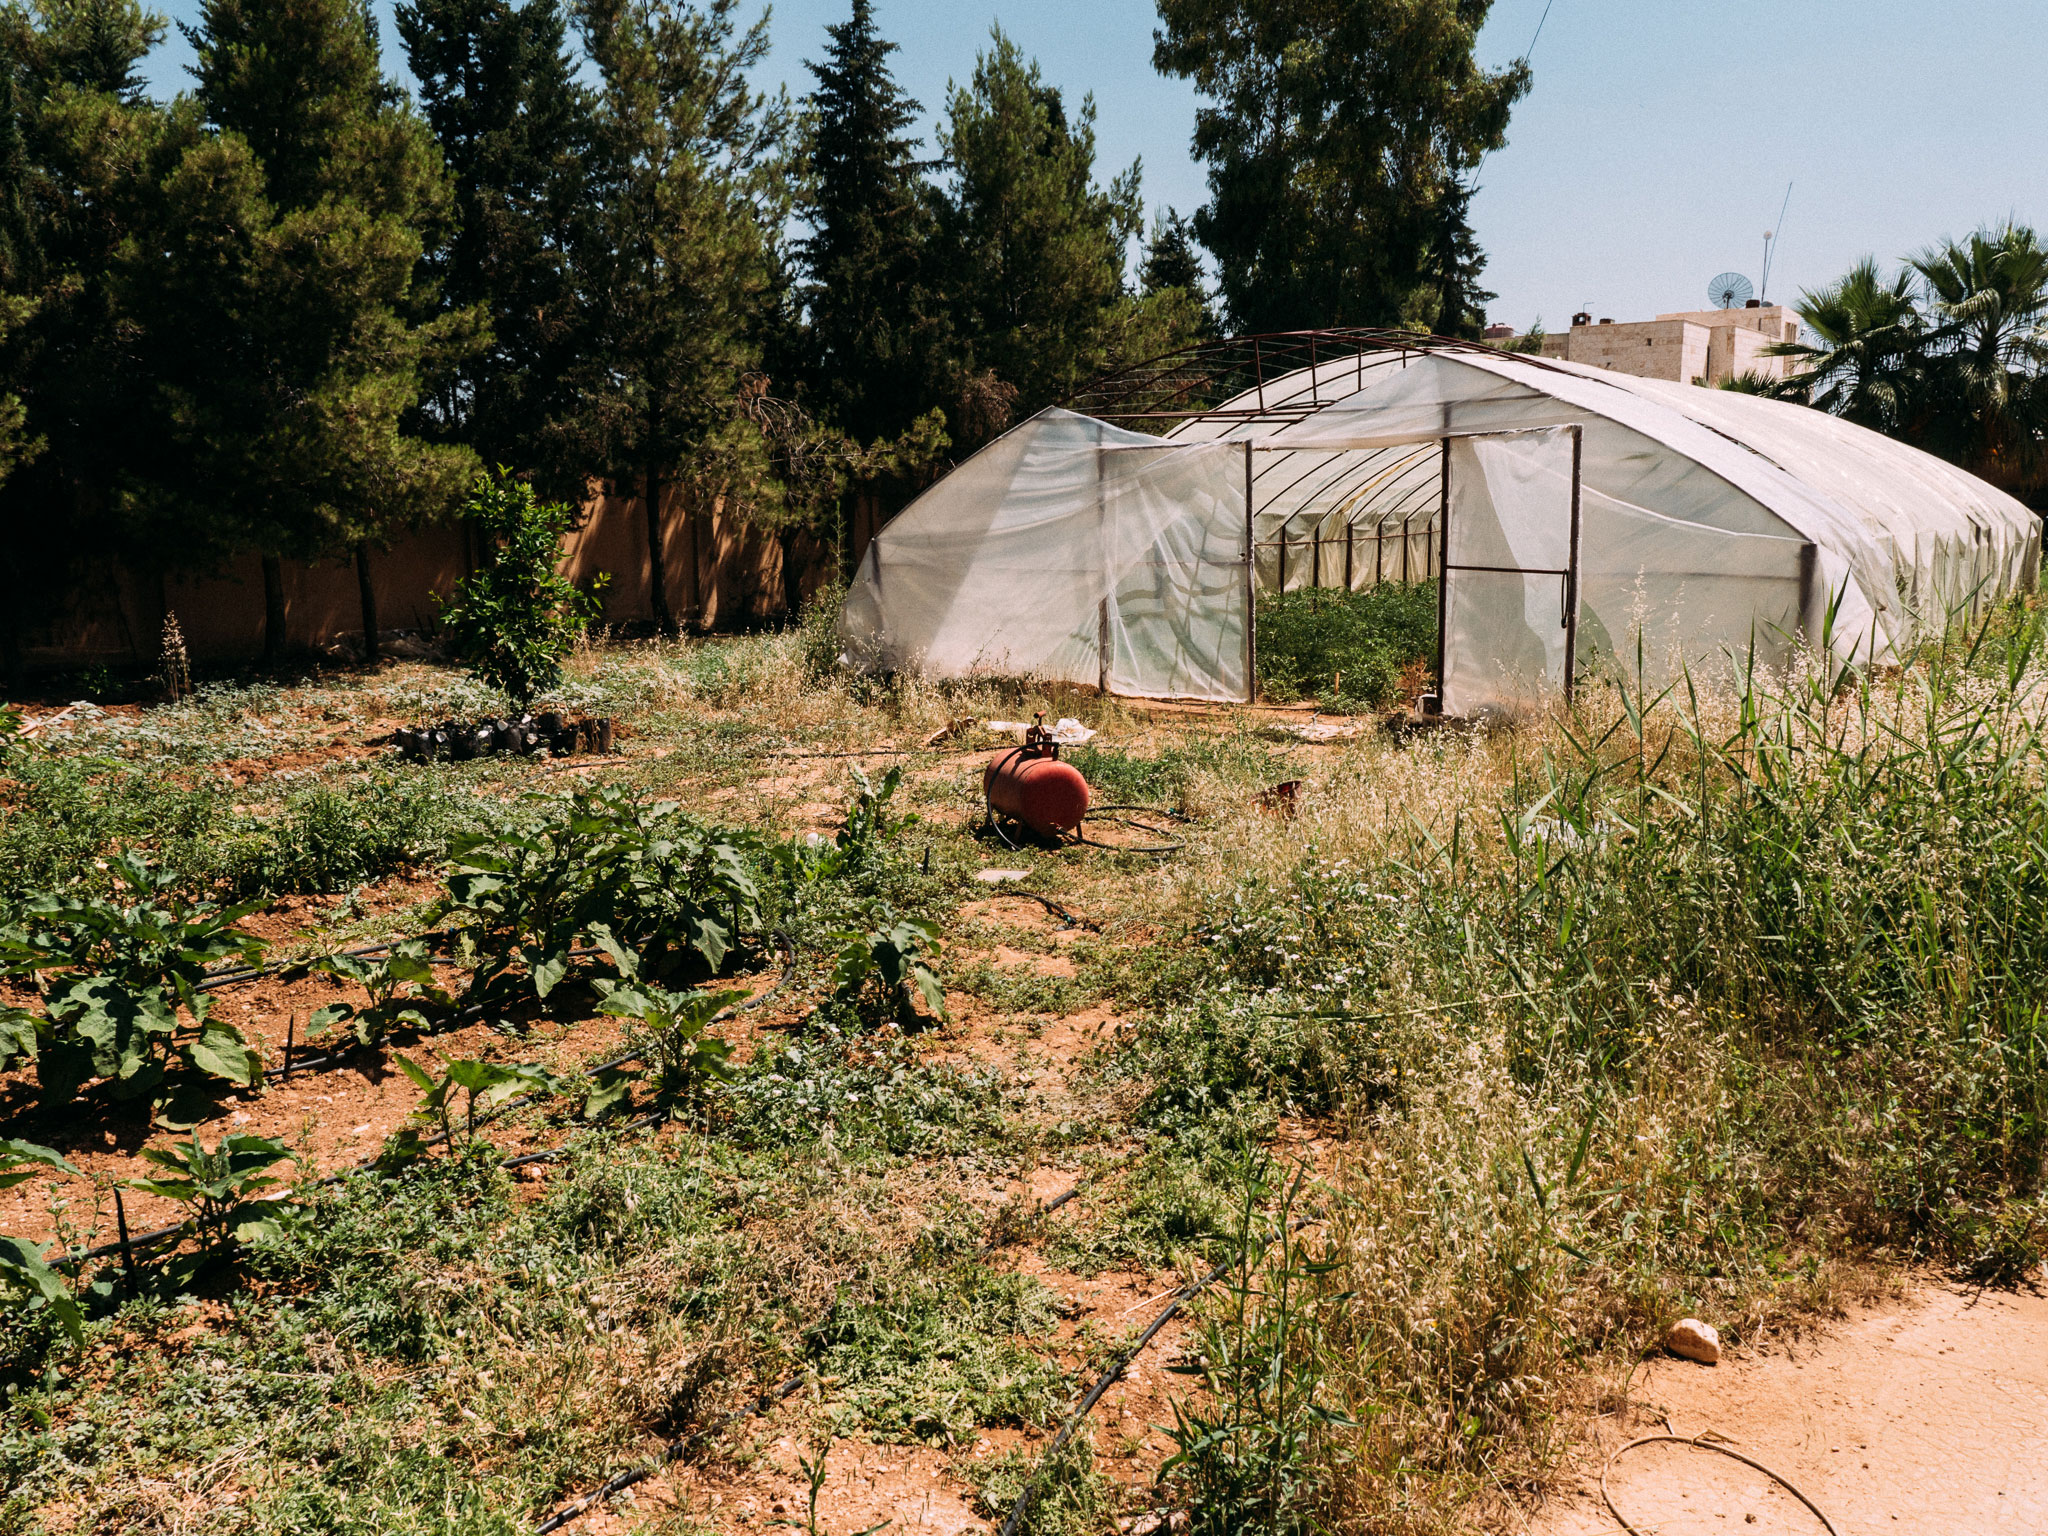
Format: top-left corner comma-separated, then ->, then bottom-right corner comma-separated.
12,485 -> 874,671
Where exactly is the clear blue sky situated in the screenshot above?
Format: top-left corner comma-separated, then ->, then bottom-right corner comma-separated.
141,0 -> 2048,333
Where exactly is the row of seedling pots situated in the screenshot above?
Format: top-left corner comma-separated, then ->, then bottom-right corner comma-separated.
394,712 -> 614,762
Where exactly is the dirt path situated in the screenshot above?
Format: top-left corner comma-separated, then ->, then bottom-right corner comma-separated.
1532,1281 -> 2048,1536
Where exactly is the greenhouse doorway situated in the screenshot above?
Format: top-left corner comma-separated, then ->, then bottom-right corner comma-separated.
1434,424 -> 1584,715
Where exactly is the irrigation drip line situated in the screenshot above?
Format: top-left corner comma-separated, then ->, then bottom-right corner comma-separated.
997,1257 -> 1232,1536
992,891 -> 1096,932
55,1103 -> 668,1273
50,934 -> 797,1273
533,1173 -> 1097,1533
196,940 -> 424,992
268,930 -> 793,1080
1075,815 -> 1186,855
1599,1431 -> 1840,1536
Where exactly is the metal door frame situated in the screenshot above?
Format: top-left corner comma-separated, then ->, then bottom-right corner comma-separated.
1244,425 -> 1583,707
1431,424 -> 1584,708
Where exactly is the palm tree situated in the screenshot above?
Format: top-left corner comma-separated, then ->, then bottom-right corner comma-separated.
1910,223 -> 2048,490
1767,258 -> 1931,434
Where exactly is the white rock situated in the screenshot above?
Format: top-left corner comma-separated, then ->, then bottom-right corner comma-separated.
1666,1317 -> 1721,1364
975,868 -> 1030,883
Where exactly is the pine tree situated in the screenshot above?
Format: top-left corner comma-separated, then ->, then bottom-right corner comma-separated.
796,0 -> 943,446
133,0 -> 479,660
932,28 -> 1142,431
1140,208 -> 1204,299
1153,0 -> 1527,334
1419,174 -> 1493,339
397,0 -> 595,485
567,0 -> 789,634
0,1 -> 172,676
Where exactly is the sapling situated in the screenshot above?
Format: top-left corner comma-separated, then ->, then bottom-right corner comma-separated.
438,471 -> 607,710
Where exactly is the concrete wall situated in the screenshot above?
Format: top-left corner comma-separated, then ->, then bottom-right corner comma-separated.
12,484 -> 862,672
1541,318 -> 1711,383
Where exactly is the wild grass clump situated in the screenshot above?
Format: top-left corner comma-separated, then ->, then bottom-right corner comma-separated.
1158,607 -> 2048,1528
1256,583 -> 1437,710
0,757 -> 474,907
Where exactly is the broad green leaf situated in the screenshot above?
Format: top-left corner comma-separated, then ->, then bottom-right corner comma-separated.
0,1138 -> 82,1191
393,1052 -> 435,1092
0,1234 -> 82,1343
184,1021 -> 259,1086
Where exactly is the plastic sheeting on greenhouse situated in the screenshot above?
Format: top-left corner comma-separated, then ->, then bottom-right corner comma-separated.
839,347 -> 2041,712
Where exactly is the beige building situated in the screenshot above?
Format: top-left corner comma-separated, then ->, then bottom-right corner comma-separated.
1537,303 -> 1800,385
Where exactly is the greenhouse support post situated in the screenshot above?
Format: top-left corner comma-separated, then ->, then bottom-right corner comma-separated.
1097,436 -> 1110,694
1434,439 -> 1451,706
1244,440 -> 1256,703
1564,424 -> 1584,704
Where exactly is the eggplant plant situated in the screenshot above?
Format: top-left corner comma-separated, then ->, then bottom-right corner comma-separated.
436,786 -> 762,1003
828,904 -> 946,1027
392,1053 -> 563,1149
0,853 -> 265,1104
125,1133 -> 299,1286
586,983 -> 744,1119
0,1138 -> 86,1342
305,941 -> 455,1047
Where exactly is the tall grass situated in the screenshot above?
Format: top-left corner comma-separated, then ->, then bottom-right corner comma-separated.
1156,606 -> 2048,1529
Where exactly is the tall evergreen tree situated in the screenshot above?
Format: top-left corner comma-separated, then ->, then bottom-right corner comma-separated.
932,28 -> 1141,430
134,0 -> 478,659
0,0 -> 176,675
796,0 -> 943,447
1153,0 -> 1527,334
568,0 -> 788,634
1140,208 -> 1203,298
397,0 -> 594,485
1419,173 -> 1492,338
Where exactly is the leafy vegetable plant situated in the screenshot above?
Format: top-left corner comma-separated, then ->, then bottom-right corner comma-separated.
393,1053 -> 562,1148
0,1139 -> 84,1344
778,766 -> 917,888
829,904 -> 945,1026
437,786 -> 762,1002
306,941 -> 455,1047
586,983 -> 743,1119
0,1234 -> 82,1344
0,852 -> 265,1103
125,1133 -> 299,1282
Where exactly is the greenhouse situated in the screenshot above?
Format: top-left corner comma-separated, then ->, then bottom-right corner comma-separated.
838,332 -> 2041,712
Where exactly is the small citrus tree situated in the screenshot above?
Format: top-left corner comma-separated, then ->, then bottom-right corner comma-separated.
440,472 -> 607,708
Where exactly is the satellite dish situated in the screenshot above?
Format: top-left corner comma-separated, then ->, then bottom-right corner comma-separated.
1708,271 -> 1755,309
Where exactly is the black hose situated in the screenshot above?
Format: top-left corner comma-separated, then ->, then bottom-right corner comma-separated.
992,891 -> 1096,932
998,1259 -> 1231,1536
533,1172 -> 1096,1533
1075,815 -> 1186,855
197,940 -> 422,993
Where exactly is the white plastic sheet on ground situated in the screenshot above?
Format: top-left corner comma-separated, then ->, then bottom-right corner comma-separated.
840,350 -> 2041,709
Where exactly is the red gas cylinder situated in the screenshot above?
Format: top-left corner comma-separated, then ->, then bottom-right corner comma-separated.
984,744 -> 1091,837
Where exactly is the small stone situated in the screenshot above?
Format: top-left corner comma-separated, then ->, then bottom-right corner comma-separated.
1665,1317 -> 1721,1364
976,868 -> 1030,883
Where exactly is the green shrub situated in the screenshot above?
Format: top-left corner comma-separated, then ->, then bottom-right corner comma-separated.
439,472 -> 606,708
1255,582 -> 1436,709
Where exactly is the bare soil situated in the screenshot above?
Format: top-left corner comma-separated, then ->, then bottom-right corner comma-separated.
1532,1280 -> 2048,1535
